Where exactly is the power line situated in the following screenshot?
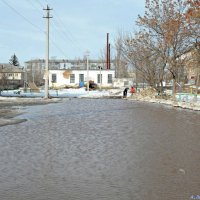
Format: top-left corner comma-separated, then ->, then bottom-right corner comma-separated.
35,0 -> 44,8
33,0 -> 77,57
49,38 -> 68,58
36,0 -> 83,53
51,20 -> 82,52
1,0 -> 44,33
26,0 -> 67,57
1,0 -> 80,58
53,11 -> 83,52
41,3 -> 68,58
27,0 -> 43,15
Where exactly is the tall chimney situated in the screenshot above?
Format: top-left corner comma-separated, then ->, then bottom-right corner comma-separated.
108,43 -> 111,69
106,33 -> 109,69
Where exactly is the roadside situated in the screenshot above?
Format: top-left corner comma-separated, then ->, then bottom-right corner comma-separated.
0,87 -> 199,127
0,97 -> 61,127
127,88 -> 200,111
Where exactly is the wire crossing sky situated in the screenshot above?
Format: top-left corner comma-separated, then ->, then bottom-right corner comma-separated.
0,0 -> 145,65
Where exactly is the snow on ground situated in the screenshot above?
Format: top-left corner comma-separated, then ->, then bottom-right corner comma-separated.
0,88 -> 123,98
0,88 -> 199,111
129,93 -> 200,111
135,98 -> 200,111
0,118 -> 27,127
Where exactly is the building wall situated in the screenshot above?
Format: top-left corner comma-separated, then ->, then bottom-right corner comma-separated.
25,59 -> 116,86
112,78 -> 135,88
49,69 -> 115,88
3,72 -> 22,80
0,72 -> 24,89
0,64 -> 24,89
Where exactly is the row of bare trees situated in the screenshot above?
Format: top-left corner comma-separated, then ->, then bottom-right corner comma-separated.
114,0 -> 200,98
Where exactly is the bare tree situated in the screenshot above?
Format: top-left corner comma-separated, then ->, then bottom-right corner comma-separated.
114,32 -> 129,78
0,73 -> 8,90
124,31 -> 169,94
186,0 -> 200,101
134,0 -> 193,98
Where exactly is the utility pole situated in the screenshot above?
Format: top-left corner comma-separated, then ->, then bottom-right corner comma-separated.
85,51 -> 90,92
23,63 -> 27,92
43,5 -> 52,99
98,66 -> 102,90
100,66 -> 102,90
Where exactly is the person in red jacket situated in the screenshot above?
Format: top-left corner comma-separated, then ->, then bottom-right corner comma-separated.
130,86 -> 135,96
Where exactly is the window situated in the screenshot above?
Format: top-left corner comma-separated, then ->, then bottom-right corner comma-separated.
79,74 -> 84,82
108,74 -> 112,83
70,74 -> 75,83
97,74 -> 102,84
52,74 -> 57,83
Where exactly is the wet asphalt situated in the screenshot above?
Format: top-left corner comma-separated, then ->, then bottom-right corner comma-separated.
0,98 -> 200,200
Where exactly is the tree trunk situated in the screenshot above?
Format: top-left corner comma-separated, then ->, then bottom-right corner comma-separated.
172,78 -> 176,101
160,80 -> 164,98
194,69 -> 199,102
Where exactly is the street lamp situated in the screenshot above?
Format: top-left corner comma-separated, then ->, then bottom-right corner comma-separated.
85,51 -> 90,92
98,66 -> 102,90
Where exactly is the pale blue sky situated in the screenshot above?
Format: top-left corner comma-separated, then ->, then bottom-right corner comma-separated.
0,0 -> 145,65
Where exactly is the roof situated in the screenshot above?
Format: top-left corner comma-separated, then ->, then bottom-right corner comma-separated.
0,64 -> 24,73
49,68 -> 115,71
25,59 -> 115,64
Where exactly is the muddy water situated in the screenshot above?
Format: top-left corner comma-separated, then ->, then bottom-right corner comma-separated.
0,99 -> 200,200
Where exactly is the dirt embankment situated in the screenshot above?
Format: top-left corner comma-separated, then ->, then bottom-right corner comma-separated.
0,97 -> 61,127
129,88 -> 200,111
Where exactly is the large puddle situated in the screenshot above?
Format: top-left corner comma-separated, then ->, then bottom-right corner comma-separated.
0,99 -> 200,200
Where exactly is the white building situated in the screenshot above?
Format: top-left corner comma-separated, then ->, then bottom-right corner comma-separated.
49,69 -> 115,88
25,58 -> 115,87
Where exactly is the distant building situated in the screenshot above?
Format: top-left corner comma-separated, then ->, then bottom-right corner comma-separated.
112,78 -> 135,88
0,64 -> 24,89
49,69 -> 115,88
25,58 -> 116,87
184,65 -> 199,85
25,59 -> 115,70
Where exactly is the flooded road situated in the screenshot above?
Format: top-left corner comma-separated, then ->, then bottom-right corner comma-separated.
0,99 -> 200,200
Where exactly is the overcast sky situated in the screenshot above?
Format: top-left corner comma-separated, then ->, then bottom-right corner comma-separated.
0,0 -> 145,65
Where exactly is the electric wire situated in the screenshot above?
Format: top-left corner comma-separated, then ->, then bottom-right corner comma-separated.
33,0 -> 70,58
51,19 -> 83,53
1,0 -> 86,59
35,0 -> 44,8
53,11 -> 83,52
1,0 -> 44,33
36,0 -> 84,53
1,0 -> 68,58
49,38 -> 68,58
27,0 -> 43,15
27,0 -> 68,57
